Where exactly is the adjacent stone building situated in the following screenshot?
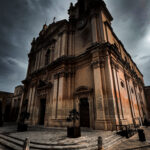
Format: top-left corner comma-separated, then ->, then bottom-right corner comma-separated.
11,85 -> 24,122
0,91 -> 13,123
20,0 -> 148,130
144,86 -> 150,119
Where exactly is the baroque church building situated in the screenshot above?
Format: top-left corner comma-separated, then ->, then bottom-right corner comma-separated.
20,0 -> 148,130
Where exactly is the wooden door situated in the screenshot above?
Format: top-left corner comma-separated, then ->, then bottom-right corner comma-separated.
80,98 -> 90,127
39,99 -> 46,125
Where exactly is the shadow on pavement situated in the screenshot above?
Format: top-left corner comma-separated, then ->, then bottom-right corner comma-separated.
125,144 -> 150,150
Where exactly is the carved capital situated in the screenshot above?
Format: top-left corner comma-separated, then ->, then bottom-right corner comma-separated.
111,60 -> 116,69
133,81 -> 137,87
31,81 -> 36,87
90,11 -> 99,19
124,73 -> 130,81
59,71 -> 66,78
111,60 -> 119,71
54,71 -> 69,79
91,60 -> 105,69
115,64 -> 119,71
91,61 -> 100,69
54,73 -> 59,79
139,86 -> 143,92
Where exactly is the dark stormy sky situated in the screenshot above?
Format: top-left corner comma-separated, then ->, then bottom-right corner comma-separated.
0,0 -> 150,92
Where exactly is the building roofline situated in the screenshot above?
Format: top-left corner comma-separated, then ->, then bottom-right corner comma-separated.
0,91 -> 13,94
104,21 -> 143,77
144,86 -> 150,89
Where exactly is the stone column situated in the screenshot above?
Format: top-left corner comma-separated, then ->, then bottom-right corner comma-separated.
57,72 -> 66,119
128,81 -> 136,118
37,52 -> 40,69
39,51 -> 42,69
133,82 -> 142,124
52,74 -> 59,119
95,13 -> 104,43
61,31 -> 67,56
110,61 -> 123,126
29,87 -> 35,117
36,52 -> 40,70
92,52 -> 106,129
34,53 -> 38,71
54,39 -> 59,60
68,30 -> 75,56
105,56 -> 120,129
40,50 -> 44,68
57,35 -> 62,58
100,58 -> 109,119
66,72 -> 74,119
99,12 -> 105,42
27,87 -> 33,113
140,87 -> 148,118
91,14 -> 98,43
114,65 -> 124,119
68,32 -> 73,56
136,86 -> 144,119
124,74 -> 135,125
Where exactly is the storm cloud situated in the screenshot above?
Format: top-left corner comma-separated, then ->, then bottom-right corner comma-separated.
0,0 -> 150,92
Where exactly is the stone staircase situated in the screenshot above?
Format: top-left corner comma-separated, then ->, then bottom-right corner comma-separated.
0,132 -> 125,150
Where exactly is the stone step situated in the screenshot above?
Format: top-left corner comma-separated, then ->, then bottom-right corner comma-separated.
104,135 -> 125,150
79,133 -> 124,150
0,134 -> 87,150
0,138 -> 22,150
0,132 -> 124,150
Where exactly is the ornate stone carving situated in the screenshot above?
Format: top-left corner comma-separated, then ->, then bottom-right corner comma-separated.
74,86 -> 93,97
124,73 -> 130,81
133,81 -> 137,87
37,80 -> 53,90
91,57 -> 105,69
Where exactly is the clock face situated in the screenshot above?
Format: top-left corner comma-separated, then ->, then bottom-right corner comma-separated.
77,18 -> 87,30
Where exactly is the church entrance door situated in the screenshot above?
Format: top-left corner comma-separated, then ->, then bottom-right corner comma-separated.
39,98 -> 46,125
80,98 -> 90,127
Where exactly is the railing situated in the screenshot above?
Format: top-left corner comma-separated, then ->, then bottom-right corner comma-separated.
116,124 -> 138,138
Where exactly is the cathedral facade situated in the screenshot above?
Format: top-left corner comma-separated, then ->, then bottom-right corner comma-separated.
20,0 -> 148,130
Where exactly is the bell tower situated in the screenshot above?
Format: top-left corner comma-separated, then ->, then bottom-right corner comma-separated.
68,0 -> 113,43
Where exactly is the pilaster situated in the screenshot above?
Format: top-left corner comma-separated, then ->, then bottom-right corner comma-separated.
57,72 -> 66,119
91,52 -> 106,130
124,73 -> 135,125
91,14 -> 98,43
61,31 -> 67,56
52,74 -> 59,119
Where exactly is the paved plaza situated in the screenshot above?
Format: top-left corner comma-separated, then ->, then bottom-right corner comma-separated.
0,123 -> 122,149
0,124 -> 150,149
0,144 -> 11,150
109,127 -> 150,150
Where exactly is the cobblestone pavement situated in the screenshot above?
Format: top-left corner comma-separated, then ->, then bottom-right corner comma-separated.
108,127 -> 150,150
0,123 -> 17,134
8,126 -> 114,145
0,144 -> 11,150
0,123 -> 115,147
2,124 -> 150,149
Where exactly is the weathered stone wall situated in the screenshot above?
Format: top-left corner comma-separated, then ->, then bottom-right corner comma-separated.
144,86 -> 150,119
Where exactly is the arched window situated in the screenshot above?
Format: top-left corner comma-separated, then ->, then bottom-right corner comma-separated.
45,49 -> 50,65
